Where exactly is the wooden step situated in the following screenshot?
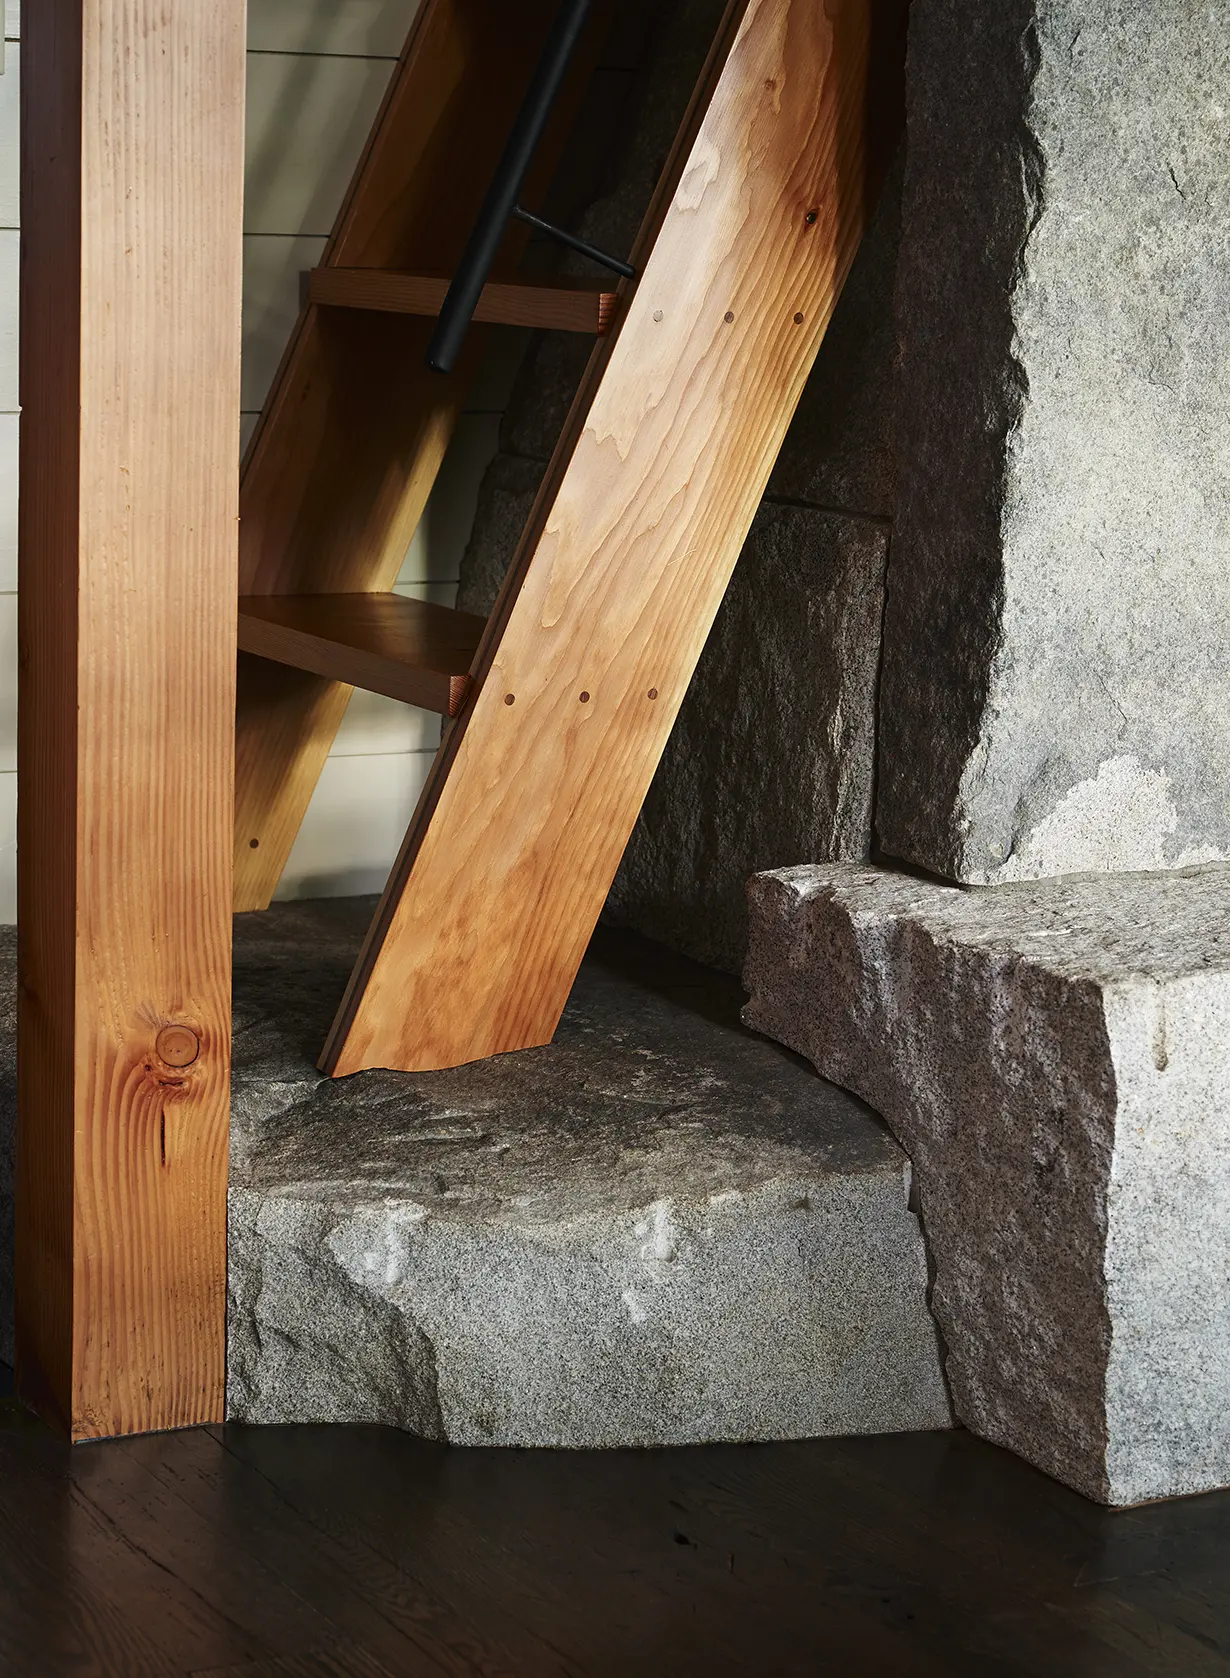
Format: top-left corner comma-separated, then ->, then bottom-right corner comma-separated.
237,593 -> 485,717
308,267 -> 621,335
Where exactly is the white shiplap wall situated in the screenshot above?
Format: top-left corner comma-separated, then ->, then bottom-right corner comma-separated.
1,0 -> 523,917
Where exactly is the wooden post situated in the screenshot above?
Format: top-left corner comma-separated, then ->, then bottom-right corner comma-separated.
16,0 -> 246,1437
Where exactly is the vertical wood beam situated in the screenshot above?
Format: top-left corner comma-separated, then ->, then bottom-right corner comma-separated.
17,0 -> 246,1437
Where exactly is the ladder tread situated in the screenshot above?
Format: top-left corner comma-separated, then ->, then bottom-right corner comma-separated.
238,592 -> 485,718
308,267 -> 620,335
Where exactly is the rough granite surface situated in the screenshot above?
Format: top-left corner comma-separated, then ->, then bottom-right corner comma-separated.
744,860 -> 1230,1505
228,899 -> 951,1446
879,1 -> 1230,884
604,504 -> 888,974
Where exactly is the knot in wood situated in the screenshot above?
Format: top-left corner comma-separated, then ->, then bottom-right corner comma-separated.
156,1025 -> 201,1068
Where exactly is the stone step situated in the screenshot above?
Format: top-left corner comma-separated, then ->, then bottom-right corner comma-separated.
744,860 -> 1230,1506
227,899 -> 951,1447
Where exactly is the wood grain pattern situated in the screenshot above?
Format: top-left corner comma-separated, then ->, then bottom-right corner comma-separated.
238,594 -> 485,717
233,0 -> 612,912
16,0 -> 245,1435
309,267 -> 619,334
324,0 -> 908,1074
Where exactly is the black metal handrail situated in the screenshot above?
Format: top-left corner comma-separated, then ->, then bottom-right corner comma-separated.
425,0 -> 636,376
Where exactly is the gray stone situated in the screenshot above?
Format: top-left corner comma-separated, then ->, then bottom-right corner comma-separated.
229,900 -> 952,1445
744,859 -> 1230,1505
607,503 -> 888,974
231,895 -> 374,1154
879,1 -> 1230,884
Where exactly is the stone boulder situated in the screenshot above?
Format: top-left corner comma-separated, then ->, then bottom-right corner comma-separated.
229,901 -> 952,1446
605,502 -> 887,974
744,860 -> 1230,1504
879,0 -> 1230,883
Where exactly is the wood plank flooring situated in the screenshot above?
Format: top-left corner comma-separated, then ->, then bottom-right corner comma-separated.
2,1368 -> 1229,1676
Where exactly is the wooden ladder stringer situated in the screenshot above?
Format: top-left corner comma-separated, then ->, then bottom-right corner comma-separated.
316,0 -> 907,1074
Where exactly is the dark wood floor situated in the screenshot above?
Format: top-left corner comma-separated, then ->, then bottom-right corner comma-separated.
3,1370 -> 1230,1678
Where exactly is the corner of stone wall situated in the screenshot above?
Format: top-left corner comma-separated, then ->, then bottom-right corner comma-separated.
875,0 -> 1043,881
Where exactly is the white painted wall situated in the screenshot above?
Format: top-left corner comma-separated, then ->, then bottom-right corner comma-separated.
2,0 -> 523,918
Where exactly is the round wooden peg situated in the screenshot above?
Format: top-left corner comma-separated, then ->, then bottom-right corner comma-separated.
157,1025 -> 201,1068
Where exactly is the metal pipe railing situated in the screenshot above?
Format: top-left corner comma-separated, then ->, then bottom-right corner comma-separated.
425,0 -> 635,375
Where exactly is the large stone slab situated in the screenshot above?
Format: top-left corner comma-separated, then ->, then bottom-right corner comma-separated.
229,900 -> 951,1446
744,860 -> 1230,1505
879,1 -> 1230,884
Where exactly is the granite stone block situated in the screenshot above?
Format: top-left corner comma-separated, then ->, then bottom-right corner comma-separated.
0,903 -> 950,1443
879,0 -> 1230,883
607,503 -> 888,973
744,860 -> 1230,1504
228,902 -> 952,1446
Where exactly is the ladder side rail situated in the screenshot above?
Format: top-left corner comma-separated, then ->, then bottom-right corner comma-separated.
322,0 -> 908,1074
